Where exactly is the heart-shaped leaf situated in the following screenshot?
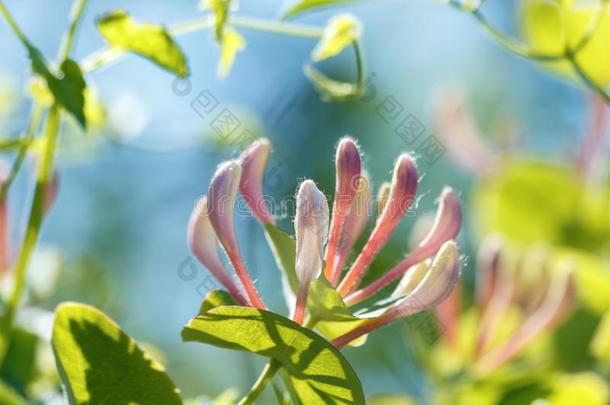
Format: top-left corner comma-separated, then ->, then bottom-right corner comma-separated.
52,302 -> 182,405
182,305 -> 365,404
28,47 -> 87,128
96,10 -> 189,78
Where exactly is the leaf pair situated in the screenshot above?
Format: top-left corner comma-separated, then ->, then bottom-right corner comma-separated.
52,298 -> 365,404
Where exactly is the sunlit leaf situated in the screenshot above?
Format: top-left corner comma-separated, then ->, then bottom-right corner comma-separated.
96,10 -> 189,78
28,47 -> 87,127
182,305 -> 365,404
284,0 -> 357,19
521,0 -> 610,86
218,27 -> 245,79
52,302 -> 182,405
307,277 -> 367,347
305,65 -> 362,102
546,372 -> 609,405
312,14 -> 361,62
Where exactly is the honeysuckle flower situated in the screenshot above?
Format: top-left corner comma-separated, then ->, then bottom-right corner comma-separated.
239,139 -> 274,225
338,154 -> 418,296
325,137 -> 361,284
333,241 -> 461,348
293,180 -> 329,324
344,186 -> 461,305
188,197 -> 248,306
189,137 -> 462,348
207,160 -> 266,309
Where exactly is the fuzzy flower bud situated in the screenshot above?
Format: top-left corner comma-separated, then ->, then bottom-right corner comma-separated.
239,139 -> 274,224
338,154 -> 417,295
293,180 -> 329,324
208,160 -> 266,309
325,137 -> 361,283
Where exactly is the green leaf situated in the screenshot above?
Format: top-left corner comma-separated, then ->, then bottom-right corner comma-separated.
307,277 -> 367,347
546,372 -> 609,405
198,289 -> 237,314
284,0 -> 357,19
52,302 -> 182,405
96,10 -> 189,78
218,27 -> 245,79
521,0 -> 610,86
28,47 -> 87,127
312,14 -> 361,62
305,65 -> 362,102
182,305 -> 365,404
264,223 -> 299,294
0,328 -> 38,395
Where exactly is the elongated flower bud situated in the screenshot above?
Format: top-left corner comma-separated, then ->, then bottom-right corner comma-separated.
338,154 -> 417,296
208,160 -> 266,309
331,175 -> 371,284
293,180 -> 329,324
187,197 -> 248,305
334,241 -> 461,348
325,138 -> 361,283
239,139 -> 274,224
345,187 -> 461,306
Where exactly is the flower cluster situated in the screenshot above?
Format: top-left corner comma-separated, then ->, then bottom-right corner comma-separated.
188,137 -> 463,347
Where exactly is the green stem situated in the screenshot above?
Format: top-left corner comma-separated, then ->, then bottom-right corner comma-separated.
0,104 -> 61,366
0,0 -> 32,48
0,102 -> 43,201
238,359 -> 282,405
230,15 -> 323,38
566,49 -> 610,103
58,0 -> 89,61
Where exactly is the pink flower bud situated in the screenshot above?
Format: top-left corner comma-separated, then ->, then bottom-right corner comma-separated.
239,139 -> 274,224
325,137 -> 361,283
345,186 -> 461,306
293,180 -> 329,324
187,197 -> 248,305
333,241 -> 461,348
331,175 -> 370,284
338,154 -> 417,296
208,160 -> 266,309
